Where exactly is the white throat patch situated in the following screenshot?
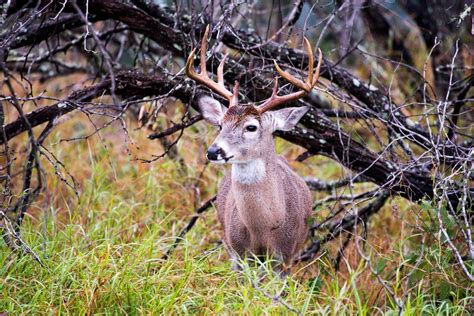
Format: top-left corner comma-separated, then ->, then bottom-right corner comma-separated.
231,159 -> 266,184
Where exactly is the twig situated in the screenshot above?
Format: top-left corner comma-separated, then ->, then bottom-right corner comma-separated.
299,190 -> 389,262
148,114 -> 203,140
162,195 -> 216,260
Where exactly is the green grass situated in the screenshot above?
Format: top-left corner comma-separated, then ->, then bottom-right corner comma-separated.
1,121 -> 473,315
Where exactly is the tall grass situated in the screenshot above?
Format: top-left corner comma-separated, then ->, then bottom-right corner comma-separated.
1,111 -> 472,314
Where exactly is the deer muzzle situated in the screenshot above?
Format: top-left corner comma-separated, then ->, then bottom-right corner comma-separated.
206,144 -> 224,161
207,144 -> 234,163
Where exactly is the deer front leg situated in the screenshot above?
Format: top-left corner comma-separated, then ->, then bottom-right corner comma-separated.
223,241 -> 242,271
272,252 -> 291,278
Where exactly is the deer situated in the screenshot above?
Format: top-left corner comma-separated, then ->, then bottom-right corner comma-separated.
186,26 -> 322,272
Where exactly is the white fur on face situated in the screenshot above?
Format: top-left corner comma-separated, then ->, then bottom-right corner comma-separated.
210,117 -> 262,164
242,118 -> 261,140
231,159 -> 266,184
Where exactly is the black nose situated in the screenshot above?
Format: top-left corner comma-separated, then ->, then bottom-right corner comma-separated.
207,145 -> 223,161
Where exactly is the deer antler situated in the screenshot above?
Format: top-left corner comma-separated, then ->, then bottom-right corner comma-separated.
185,25 -> 239,107
258,38 -> 322,114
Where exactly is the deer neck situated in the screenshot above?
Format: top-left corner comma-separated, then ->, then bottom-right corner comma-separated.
230,147 -> 285,231
231,136 -> 278,185
231,158 -> 267,185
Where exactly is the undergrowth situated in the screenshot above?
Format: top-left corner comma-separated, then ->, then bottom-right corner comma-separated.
1,114 -> 472,315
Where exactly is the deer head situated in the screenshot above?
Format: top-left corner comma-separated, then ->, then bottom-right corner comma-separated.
186,26 -> 322,164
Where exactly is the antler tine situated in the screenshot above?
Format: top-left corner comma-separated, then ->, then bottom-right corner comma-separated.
200,26 -> 210,78
185,25 -> 234,101
258,80 -> 306,114
258,38 -> 323,114
312,48 -> 323,86
304,38 -> 314,86
230,81 -> 239,108
217,53 -> 228,87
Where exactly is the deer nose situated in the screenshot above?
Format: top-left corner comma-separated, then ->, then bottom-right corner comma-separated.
207,145 -> 223,161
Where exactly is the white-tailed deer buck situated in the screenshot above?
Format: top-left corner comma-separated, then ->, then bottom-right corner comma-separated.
186,27 -> 322,271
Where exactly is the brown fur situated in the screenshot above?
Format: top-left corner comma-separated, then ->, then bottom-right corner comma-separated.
223,105 -> 261,125
215,140 -> 312,266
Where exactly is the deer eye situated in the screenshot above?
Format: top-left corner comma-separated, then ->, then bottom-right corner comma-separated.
245,125 -> 257,132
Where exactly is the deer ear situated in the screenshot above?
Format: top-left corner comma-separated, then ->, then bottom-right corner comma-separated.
266,106 -> 309,132
198,95 -> 226,126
